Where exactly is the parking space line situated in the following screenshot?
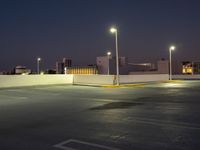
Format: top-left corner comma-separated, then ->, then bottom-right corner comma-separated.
54,139 -> 121,150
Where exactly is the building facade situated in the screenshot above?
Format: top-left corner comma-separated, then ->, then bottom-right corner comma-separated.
96,56 -> 127,75
56,58 -> 72,74
66,66 -> 98,74
182,61 -> 200,74
14,66 -> 31,75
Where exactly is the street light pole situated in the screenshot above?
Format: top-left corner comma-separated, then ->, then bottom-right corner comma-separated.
110,27 -> 119,86
107,51 -> 111,75
37,57 -> 41,74
169,46 -> 175,80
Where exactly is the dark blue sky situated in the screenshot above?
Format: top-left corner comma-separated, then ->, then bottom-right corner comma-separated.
0,0 -> 200,71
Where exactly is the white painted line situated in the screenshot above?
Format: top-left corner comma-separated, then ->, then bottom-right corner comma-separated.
54,139 -> 121,150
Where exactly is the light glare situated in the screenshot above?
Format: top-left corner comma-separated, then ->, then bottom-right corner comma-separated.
37,57 -> 41,61
170,46 -> 175,51
107,51 -> 111,56
110,28 -> 117,33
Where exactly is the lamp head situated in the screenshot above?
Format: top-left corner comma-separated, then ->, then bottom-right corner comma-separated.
107,51 -> 111,56
110,27 -> 117,33
170,46 -> 175,51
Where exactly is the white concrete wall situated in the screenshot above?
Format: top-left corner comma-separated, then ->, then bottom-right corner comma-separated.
173,75 -> 200,80
73,75 -> 114,85
0,74 -> 169,88
0,75 -> 73,88
73,74 -> 169,85
120,74 -> 169,83
129,71 -> 160,75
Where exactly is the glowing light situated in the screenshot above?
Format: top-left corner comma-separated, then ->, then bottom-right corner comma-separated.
37,57 -> 41,61
107,51 -> 111,56
110,27 -> 117,33
188,68 -> 192,72
170,46 -> 175,51
64,67 -> 67,75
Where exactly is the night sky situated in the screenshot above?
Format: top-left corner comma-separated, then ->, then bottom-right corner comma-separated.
0,0 -> 200,71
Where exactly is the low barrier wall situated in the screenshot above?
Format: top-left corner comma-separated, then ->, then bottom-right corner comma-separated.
120,74 -> 169,83
0,74 -> 169,88
0,75 -> 73,88
73,75 -> 114,85
73,74 -> 169,85
173,75 -> 200,80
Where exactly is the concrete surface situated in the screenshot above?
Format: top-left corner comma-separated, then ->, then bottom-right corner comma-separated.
0,81 -> 200,150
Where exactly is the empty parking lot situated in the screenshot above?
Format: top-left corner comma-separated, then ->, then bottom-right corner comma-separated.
0,81 -> 200,150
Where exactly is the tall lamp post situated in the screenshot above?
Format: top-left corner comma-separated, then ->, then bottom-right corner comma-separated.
110,27 -> 119,86
107,51 -> 111,75
169,46 -> 175,80
37,57 -> 41,74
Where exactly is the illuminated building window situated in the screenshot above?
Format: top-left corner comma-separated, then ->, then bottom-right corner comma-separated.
66,66 -> 98,74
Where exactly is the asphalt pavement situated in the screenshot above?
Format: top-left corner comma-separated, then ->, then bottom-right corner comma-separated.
0,81 -> 200,150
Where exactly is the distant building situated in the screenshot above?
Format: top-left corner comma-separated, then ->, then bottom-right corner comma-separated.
182,61 -> 193,74
66,66 -> 98,74
96,56 -> 169,75
46,69 -> 56,74
0,71 -> 7,75
56,58 -> 72,74
193,62 -> 200,74
96,56 -> 127,74
182,61 -> 200,74
14,66 -> 31,75
129,60 -> 169,75
157,60 -> 169,74
63,58 -> 72,68
56,61 -> 65,74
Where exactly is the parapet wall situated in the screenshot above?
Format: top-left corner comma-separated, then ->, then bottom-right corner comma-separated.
0,75 -> 73,88
73,74 -> 169,85
73,75 -> 115,85
120,74 -> 169,83
0,74 -> 169,88
173,75 -> 200,80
